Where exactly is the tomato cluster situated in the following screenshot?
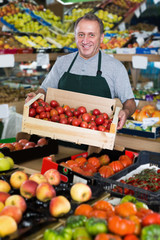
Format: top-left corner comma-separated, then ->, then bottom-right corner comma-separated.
74,199 -> 160,239
60,154 -> 133,178
29,98 -> 113,132
113,168 -> 160,195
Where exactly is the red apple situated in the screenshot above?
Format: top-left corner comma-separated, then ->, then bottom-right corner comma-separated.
29,173 -> 47,184
70,183 -> 92,202
0,143 -> 15,152
0,205 -> 22,223
10,171 -> 28,189
12,142 -> 23,151
0,192 -> 10,204
24,142 -> 36,148
20,180 -> 38,199
0,180 -> 11,193
36,182 -> 56,202
18,139 -> 29,146
49,195 -> 71,217
44,169 -> 61,186
5,194 -> 27,213
37,138 -> 48,146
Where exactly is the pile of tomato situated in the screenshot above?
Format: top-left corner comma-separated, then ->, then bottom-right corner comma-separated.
29,98 -> 113,132
60,154 -> 133,177
113,168 -> 160,194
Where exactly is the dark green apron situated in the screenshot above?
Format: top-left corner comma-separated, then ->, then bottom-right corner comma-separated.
58,51 -> 111,98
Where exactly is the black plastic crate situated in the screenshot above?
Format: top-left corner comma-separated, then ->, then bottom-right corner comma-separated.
95,151 -> 160,206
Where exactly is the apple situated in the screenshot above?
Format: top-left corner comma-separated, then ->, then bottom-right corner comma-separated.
4,156 -> 14,168
5,194 -> 27,213
10,171 -> 28,189
12,142 -> 23,151
0,180 -> 11,193
0,192 -> 10,204
36,182 -> 56,202
70,183 -> 92,202
49,195 -> 71,217
0,205 -> 22,223
24,142 -> 36,148
44,169 -> 61,186
0,152 -> 4,158
0,158 -> 11,171
0,202 -> 4,212
0,215 -> 17,237
20,180 -> 38,199
18,139 -> 29,146
0,143 -> 15,152
37,138 -> 48,146
29,173 -> 47,184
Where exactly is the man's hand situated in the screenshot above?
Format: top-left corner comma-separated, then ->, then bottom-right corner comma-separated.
117,109 -> 128,130
25,92 -> 36,103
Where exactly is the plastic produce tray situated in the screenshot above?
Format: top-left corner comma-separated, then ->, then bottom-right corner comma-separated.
96,151 -> 160,206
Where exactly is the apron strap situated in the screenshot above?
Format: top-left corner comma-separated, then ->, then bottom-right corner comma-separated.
67,52 -> 79,72
97,51 -> 102,76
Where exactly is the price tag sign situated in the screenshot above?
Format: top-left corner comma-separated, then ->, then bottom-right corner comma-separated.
2,25 -> 11,32
132,56 -> 148,69
134,8 -> 140,18
118,22 -> 126,31
0,104 -> 9,118
136,37 -> 145,47
0,54 -> 15,68
36,53 -> 49,67
140,2 -> 147,13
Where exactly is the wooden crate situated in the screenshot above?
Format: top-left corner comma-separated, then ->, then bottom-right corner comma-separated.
22,88 -> 121,150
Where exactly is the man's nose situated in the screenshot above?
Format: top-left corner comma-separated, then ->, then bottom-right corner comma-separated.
82,35 -> 89,43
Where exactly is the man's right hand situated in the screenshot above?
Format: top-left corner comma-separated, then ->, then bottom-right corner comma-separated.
25,92 -> 36,103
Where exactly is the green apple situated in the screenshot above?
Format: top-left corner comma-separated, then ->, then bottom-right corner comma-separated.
0,158 -> 11,171
135,201 -> 148,210
0,152 -> 4,158
4,157 -> 14,169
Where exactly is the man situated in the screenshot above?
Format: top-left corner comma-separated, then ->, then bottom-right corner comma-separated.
26,13 -> 136,130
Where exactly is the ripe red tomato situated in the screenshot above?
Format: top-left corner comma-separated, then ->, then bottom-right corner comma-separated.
56,106 -> 64,115
142,212 -> 160,226
50,108 -> 58,117
39,111 -> 47,119
65,110 -> 73,117
50,100 -> 59,108
95,115 -> 104,125
68,116 -> 74,125
90,125 -> 98,130
98,165 -> 114,178
108,160 -> 124,173
92,108 -> 101,116
72,118 -> 81,126
51,114 -> 60,122
77,106 -> 87,114
81,162 -> 97,174
63,105 -> 70,112
31,101 -> 39,109
98,125 -> 106,132
44,103 -> 51,112
73,109 -> 81,117
80,121 -> 88,128
36,106 -> 45,114
90,115 -> 96,121
59,118 -> 68,124
102,112 -> 109,119
82,113 -> 91,123
29,108 -> 36,117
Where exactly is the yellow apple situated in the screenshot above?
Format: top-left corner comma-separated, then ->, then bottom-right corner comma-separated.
0,180 -> 11,193
0,158 -> 11,171
0,205 -> 22,223
0,215 -> 17,237
29,173 -> 47,184
44,169 -> 61,186
36,182 -> 56,202
70,183 -> 92,202
0,152 -> 4,158
5,194 -> 27,213
10,171 -> 28,189
4,156 -> 14,168
49,195 -> 71,217
0,202 -> 4,212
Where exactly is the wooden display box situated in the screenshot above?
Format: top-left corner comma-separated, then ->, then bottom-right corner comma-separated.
22,88 -> 121,150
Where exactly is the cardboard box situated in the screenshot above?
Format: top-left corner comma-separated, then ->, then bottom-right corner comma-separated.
22,88 -> 121,150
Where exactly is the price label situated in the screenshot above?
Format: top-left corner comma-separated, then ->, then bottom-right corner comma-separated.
0,54 -> 15,68
140,2 -> 147,13
132,56 -> 148,69
134,8 -> 140,18
118,22 -> 126,31
36,53 -> 49,67
0,104 -> 9,118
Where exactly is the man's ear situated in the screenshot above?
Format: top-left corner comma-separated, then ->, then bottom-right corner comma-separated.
100,33 -> 104,43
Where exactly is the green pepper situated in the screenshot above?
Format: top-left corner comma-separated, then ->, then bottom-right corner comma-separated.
66,215 -> 87,228
72,227 -> 92,240
141,224 -> 160,240
44,229 -> 58,240
85,217 -> 107,236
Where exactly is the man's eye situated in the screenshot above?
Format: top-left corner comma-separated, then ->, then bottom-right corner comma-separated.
78,33 -> 84,37
90,33 -> 94,37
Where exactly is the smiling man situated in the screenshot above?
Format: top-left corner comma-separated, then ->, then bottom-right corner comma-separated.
26,13 -> 136,129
